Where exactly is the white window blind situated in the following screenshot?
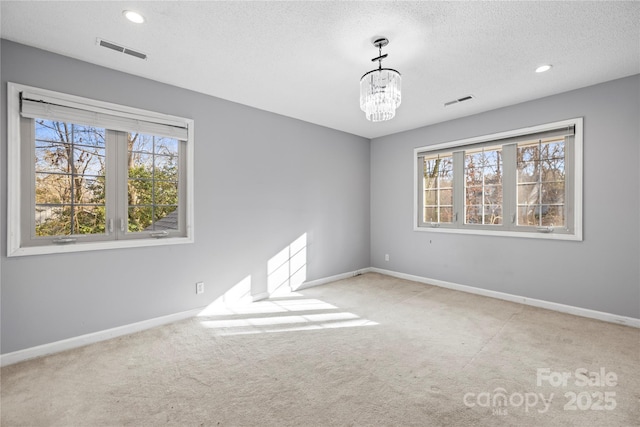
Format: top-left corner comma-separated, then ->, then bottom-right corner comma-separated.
20,91 -> 188,140
416,125 -> 575,158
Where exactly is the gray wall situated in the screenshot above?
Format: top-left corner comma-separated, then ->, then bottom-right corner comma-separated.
2,40 -> 637,356
0,40 -> 371,354
371,74 -> 640,318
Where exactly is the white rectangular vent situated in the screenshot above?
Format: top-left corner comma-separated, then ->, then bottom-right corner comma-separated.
97,38 -> 147,60
444,95 -> 474,107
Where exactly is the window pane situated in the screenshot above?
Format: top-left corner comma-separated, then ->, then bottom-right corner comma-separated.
132,152 -> 154,168
439,207 -> 453,223
517,160 -> 538,183
517,205 -> 565,227
424,207 -> 438,223
156,138 -> 179,156
36,206 -> 70,236
154,181 -> 178,205
128,178 -> 153,205
543,141 -> 564,159
541,182 -> 565,204
540,205 -> 564,226
484,205 -> 502,225
34,120 -> 106,236
422,153 -> 454,224
36,173 -> 72,204
466,186 -> 483,206
518,205 -> 539,226
36,143 -> 70,173
465,146 -> 502,225
74,205 -> 106,234
154,155 -> 178,179
154,206 -> 179,230
483,185 -> 502,205
518,183 -> 538,205
128,207 -> 153,232
128,133 -> 180,232
466,205 -> 482,224
517,138 -> 566,227
541,165 -> 565,182
35,204 -> 105,236
424,190 -> 438,206
484,169 -> 502,185
439,189 -> 453,205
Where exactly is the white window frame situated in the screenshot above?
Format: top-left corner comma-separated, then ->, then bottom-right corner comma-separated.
414,118 -> 583,241
7,82 -> 195,256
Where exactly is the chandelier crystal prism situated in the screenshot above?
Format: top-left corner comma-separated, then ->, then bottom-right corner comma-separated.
360,37 -> 402,122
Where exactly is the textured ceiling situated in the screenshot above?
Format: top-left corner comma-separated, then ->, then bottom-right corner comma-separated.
1,1 -> 639,139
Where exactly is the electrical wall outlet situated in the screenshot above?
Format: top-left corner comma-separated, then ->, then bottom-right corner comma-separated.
196,282 -> 204,294
384,254 -> 390,262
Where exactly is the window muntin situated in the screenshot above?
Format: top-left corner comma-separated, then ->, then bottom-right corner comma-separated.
34,120 -> 107,237
517,137 -> 565,227
414,119 -> 581,240
464,146 -> 503,225
423,153 -> 454,224
7,82 -> 194,256
127,132 -> 180,233
26,120 -> 185,246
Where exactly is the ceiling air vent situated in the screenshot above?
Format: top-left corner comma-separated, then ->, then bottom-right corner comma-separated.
97,38 -> 147,60
444,95 -> 474,107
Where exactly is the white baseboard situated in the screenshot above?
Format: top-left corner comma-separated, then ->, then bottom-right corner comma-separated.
4,266 -> 636,367
295,267 -> 373,291
0,269 -> 371,367
370,267 -> 640,328
0,307 -> 204,367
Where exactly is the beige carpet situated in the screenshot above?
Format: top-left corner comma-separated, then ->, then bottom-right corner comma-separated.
1,273 -> 639,426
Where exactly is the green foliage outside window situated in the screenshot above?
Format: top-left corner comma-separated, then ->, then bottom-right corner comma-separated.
34,120 -> 179,236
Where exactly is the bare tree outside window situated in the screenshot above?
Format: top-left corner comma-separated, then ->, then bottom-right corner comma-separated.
414,119 -> 579,240
33,122 -> 180,237
464,146 -> 503,225
423,154 -> 454,223
8,82 -> 193,256
34,120 -> 106,236
127,133 -> 179,232
517,138 -> 565,227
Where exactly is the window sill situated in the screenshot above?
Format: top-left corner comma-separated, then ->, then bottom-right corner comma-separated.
7,236 -> 194,257
413,225 -> 582,241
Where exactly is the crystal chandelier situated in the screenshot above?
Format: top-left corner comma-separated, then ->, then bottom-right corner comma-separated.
360,37 -> 402,122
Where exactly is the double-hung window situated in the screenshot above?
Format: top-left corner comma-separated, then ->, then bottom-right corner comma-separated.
415,118 -> 582,240
7,83 -> 194,256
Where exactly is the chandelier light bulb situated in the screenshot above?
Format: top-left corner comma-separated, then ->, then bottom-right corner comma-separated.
360,37 -> 402,122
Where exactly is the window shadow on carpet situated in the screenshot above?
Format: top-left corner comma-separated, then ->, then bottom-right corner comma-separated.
197,295 -> 378,336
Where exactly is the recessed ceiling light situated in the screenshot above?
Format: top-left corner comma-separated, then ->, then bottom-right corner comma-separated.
123,10 -> 145,24
535,64 -> 552,73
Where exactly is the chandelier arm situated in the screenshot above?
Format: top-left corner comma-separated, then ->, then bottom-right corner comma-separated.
360,68 -> 402,81
360,36 -> 401,122
370,53 -> 388,63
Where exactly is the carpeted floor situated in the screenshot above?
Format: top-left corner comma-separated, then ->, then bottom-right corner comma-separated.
1,272 -> 639,426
